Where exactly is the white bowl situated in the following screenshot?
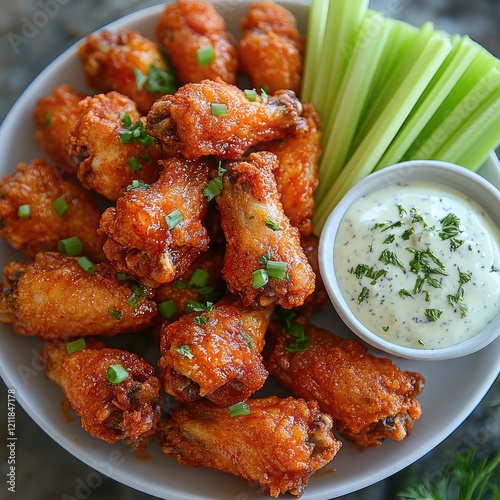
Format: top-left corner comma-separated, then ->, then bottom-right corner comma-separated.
1,2 -> 500,500
319,160 -> 500,361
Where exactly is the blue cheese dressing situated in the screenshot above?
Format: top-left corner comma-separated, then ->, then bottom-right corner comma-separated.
334,181 -> 500,349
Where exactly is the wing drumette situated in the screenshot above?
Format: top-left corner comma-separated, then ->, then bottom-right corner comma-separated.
264,317 -> 424,448
216,151 -> 315,309
0,158 -> 106,261
0,252 -> 157,340
99,156 -> 210,288
41,339 -> 161,449
158,295 -> 272,406
33,84 -> 85,174
239,0 -> 304,94
146,79 -> 303,159
156,0 -> 238,85
160,396 -> 342,498
78,29 -> 175,114
67,91 -> 162,201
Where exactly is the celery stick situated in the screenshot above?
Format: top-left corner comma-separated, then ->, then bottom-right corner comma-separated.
408,68 -> 500,160
348,22 -> 438,153
301,0 -> 328,100
313,35 -> 452,233
404,46 -> 498,159
311,0 -> 369,117
315,13 -> 390,203
374,35 -> 478,170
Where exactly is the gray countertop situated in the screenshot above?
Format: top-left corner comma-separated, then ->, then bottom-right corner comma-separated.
0,1 -> 499,499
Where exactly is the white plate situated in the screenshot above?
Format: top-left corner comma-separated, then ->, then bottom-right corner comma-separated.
0,2 -> 499,499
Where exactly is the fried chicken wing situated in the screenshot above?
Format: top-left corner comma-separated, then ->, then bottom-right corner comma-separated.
0,158 -> 106,261
41,339 -> 161,448
99,156 -> 210,288
264,318 -> 424,448
33,84 -> 85,174
146,79 -> 303,159
0,252 -> 157,340
67,91 -> 162,201
158,295 -> 272,406
239,1 -> 304,94
156,0 -> 238,85
216,152 -> 315,309
258,102 -> 320,236
160,396 -> 341,498
78,29 -> 175,114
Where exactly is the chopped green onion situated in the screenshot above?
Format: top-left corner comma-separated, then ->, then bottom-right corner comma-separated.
252,269 -> 268,289
133,67 -> 148,90
188,268 -> 209,289
53,197 -> 69,217
260,87 -> 268,103
175,344 -> 194,360
173,280 -> 188,290
127,157 -> 142,173
193,315 -> 209,325
244,89 -> 257,101
204,164 -> 226,201
107,364 -> 129,385
228,401 -> 251,418
45,110 -> 53,127
211,103 -> 227,116
66,338 -> 86,355
259,250 -> 271,265
266,260 -> 287,280
126,180 -> 150,191
146,65 -> 176,94
241,331 -> 254,350
158,300 -> 177,319
77,256 -> 96,274
197,45 -> 215,66
265,217 -> 281,231
58,236 -> 82,256
119,113 -> 154,146
108,309 -> 123,320
165,209 -> 183,230
17,204 -> 31,218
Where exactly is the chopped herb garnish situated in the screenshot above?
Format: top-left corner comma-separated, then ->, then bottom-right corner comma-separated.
158,300 -> 177,319
58,236 -> 82,256
458,269 -> 472,284
260,87 -> 269,103
398,205 -> 407,217
127,283 -> 151,309
185,300 -> 214,313
401,227 -> 415,240
491,265 -> 500,273
439,212 -> 464,250
358,286 -> 369,304
45,111 -> 53,127
228,401 -> 251,417
244,89 -> 257,102
175,344 -> 194,359
53,197 -> 69,217
108,309 -> 123,320
241,331 -> 254,350
197,45 -> 215,66
265,217 -> 281,231
425,308 -> 442,322
399,289 -> 412,298
381,220 -> 402,232
211,103 -> 227,116
127,156 -> 142,173
173,280 -> 187,290
204,164 -> 226,201
17,204 -> 31,218
66,338 -> 86,355
259,250 -> 272,265
188,268 -> 210,289
107,364 -> 129,385
165,209 -> 183,229
383,234 -> 395,244
77,256 -> 96,274
133,67 -> 148,90
193,315 -> 209,325
118,113 -> 154,146
146,65 -> 176,94
266,260 -> 287,280
126,180 -> 150,191
252,269 -> 269,289
379,248 -> 406,272
382,326 -> 389,332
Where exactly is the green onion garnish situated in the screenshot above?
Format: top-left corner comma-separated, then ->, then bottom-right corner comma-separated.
266,260 -> 287,280
188,268 -> 209,289
244,89 -> 257,102
165,209 -> 183,230
173,280 -> 188,290
197,45 -> 215,66
193,315 -> 209,325
17,204 -> 31,218
260,87 -> 269,103
107,364 -> 129,385
146,65 -> 176,94
133,67 -> 148,90
158,300 -> 177,319
241,331 -> 254,350
126,180 -> 151,191
77,256 -> 96,274
127,157 -> 142,173
53,197 -> 69,217
45,111 -> 53,127
119,113 -> 154,146
265,217 -> 281,231
66,338 -> 86,355
175,344 -> 194,359
252,269 -> 268,289
58,236 -> 82,256
108,309 -> 123,320
228,401 -> 251,418
211,103 -> 227,116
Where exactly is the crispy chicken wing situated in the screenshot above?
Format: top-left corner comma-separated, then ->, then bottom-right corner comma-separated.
0,158 -> 106,261
156,0 -> 238,85
160,396 -> 342,498
33,84 -> 85,174
257,102 -> 320,236
216,152 -> 315,309
158,295 -> 272,406
146,79 -> 303,159
99,156 -> 210,288
239,1 -> 304,94
264,318 -> 424,448
78,29 -> 175,114
0,252 -> 157,340
67,91 -> 162,201
41,339 -> 161,448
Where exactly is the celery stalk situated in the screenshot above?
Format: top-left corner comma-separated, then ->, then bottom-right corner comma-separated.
313,35 -> 452,233
315,13 -> 390,203
374,35 -> 478,170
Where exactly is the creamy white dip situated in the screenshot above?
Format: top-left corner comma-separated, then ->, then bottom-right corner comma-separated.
334,181 -> 500,349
